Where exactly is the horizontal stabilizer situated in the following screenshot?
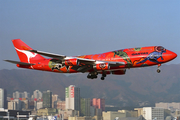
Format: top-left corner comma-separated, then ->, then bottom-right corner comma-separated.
28,50 -> 66,59
4,60 -> 35,65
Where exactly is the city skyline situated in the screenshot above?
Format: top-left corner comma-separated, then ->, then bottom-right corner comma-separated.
1,86 -> 180,120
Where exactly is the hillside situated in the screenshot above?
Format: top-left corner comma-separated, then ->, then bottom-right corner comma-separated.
0,64 -> 180,107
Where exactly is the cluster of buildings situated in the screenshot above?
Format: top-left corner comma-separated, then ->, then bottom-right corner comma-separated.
1,86 -> 180,120
0,86 -> 105,120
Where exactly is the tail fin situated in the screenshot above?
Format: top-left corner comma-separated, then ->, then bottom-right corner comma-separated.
12,39 -> 45,63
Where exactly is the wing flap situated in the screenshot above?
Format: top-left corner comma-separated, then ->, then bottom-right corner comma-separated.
4,60 -> 35,65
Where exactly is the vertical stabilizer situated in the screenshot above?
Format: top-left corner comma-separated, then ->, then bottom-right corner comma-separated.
12,39 -> 45,63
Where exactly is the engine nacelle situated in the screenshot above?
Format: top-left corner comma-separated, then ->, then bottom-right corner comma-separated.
111,70 -> 126,75
63,59 -> 79,66
93,63 -> 110,71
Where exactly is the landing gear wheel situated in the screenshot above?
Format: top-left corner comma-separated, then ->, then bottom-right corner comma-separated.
102,74 -> 106,77
87,73 -> 98,79
101,77 -> 105,80
157,69 -> 161,73
87,74 -> 91,79
157,64 -> 161,73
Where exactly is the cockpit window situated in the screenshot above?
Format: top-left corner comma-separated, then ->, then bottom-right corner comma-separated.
157,46 -> 164,50
156,46 -> 165,52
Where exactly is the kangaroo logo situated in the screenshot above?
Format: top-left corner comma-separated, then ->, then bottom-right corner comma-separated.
136,46 -> 166,64
15,47 -> 37,63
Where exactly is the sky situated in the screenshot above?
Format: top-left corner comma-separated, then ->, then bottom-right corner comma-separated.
0,0 -> 180,69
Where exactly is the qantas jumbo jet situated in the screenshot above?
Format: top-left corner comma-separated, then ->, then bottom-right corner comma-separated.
5,39 -> 177,80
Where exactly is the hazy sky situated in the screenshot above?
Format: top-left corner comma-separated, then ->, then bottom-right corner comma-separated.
0,0 -> 180,69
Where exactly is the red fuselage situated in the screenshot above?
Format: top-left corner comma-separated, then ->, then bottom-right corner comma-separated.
17,46 -> 177,73
5,39 -> 177,80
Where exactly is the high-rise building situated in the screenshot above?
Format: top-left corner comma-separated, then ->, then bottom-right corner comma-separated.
43,90 -> 52,108
13,91 -> 30,99
92,98 -> 105,111
33,90 -> 42,99
143,107 -> 164,120
52,94 -> 58,108
65,85 -> 80,112
8,101 -> 17,110
8,99 -> 22,110
0,88 -> 7,109
13,91 -> 22,99
80,98 -> 91,116
37,101 -> 43,109
28,100 -> 34,109
22,91 -> 30,98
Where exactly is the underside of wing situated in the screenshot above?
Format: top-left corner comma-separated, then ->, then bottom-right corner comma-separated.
71,60 -> 125,73
77,58 -> 96,65
108,61 -> 125,67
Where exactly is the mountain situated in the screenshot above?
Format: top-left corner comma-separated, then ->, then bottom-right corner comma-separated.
0,64 -> 180,107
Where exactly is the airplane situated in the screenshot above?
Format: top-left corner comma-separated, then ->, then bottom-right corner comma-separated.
5,39 -> 177,80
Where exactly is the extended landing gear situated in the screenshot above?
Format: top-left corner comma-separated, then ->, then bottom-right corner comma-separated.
101,72 -> 106,80
87,72 -> 98,79
157,64 -> 161,73
87,72 -> 107,80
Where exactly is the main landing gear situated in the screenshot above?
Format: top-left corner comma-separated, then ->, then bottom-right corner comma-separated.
87,72 -> 98,79
87,72 -> 107,80
157,64 -> 161,73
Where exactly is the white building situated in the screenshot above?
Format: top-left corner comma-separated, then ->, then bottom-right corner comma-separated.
8,99 -> 22,110
143,107 -> 164,120
156,102 -> 180,110
33,90 -> 42,99
22,91 -> 30,98
13,91 -> 30,99
0,88 -> 7,109
8,101 -> 17,110
13,91 -> 22,99
37,101 -> 43,109
65,85 -> 80,112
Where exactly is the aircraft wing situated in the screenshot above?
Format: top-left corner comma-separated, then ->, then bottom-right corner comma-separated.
28,50 -> 66,59
4,60 -> 35,65
29,49 -> 96,64
28,49 -> 125,72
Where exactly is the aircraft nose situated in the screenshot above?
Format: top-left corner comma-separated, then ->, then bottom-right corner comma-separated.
167,50 -> 177,60
172,51 -> 177,59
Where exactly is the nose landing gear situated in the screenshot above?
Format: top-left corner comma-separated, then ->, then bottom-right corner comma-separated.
101,72 -> 107,80
157,64 -> 161,73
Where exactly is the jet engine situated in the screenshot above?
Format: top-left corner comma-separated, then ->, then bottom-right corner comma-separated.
93,63 -> 110,71
63,59 -> 79,66
111,70 -> 126,75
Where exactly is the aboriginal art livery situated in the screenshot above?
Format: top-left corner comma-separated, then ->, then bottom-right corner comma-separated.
5,39 -> 177,80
